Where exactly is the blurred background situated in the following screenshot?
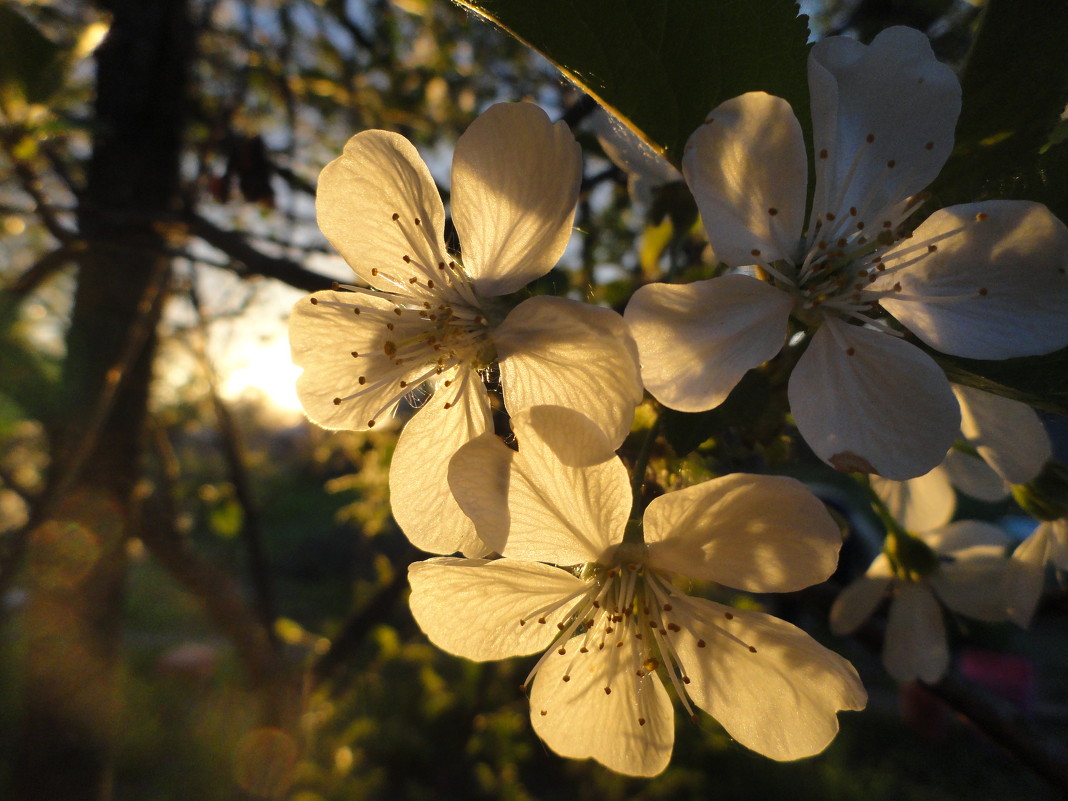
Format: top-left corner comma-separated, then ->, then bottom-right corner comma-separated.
1,0 -> 1066,798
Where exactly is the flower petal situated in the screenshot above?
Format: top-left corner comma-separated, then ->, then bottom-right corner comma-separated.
316,130 -> 451,298
877,201 -> 1068,359
290,291 -> 421,430
927,521 -> 1012,622
673,597 -> 866,761
408,557 -> 587,660
871,467 -> 956,534
452,103 -> 581,297
644,473 -> 841,593
496,296 -> 642,447
808,27 -> 959,230
390,369 -> 491,555
529,632 -> 673,777
942,449 -> 1010,503
1006,523 -> 1051,627
953,384 -> 1051,485
682,92 -> 807,267
448,406 -> 631,564
830,574 -> 892,635
883,583 -> 947,683
789,319 -> 960,480
625,274 -> 792,412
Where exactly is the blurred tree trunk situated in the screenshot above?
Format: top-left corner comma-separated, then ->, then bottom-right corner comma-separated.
10,1 -> 190,799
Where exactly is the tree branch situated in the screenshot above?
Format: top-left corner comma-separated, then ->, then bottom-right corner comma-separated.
185,212 -> 334,292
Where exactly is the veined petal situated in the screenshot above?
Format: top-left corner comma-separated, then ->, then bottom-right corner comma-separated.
625,275 -> 793,412
1006,523 -> 1051,627
673,597 -> 866,761
452,103 -> 581,297
408,557 -> 586,660
877,201 -> 1068,359
884,583 -> 947,683
953,384 -> 1051,485
808,27 -> 959,232
316,130 -> 451,299
789,319 -> 960,480
644,473 -> 841,593
290,291 -> 421,430
871,467 -> 955,534
682,92 -> 808,266
496,296 -> 642,447
830,574 -> 892,635
449,406 -> 631,565
390,370 -> 491,555
529,632 -> 673,777
942,449 -> 1010,503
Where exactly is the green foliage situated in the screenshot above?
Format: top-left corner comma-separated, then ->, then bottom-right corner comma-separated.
0,6 -> 64,108
453,0 -> 812,164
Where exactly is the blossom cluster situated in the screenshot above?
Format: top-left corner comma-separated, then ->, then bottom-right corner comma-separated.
289,27 -> 1068,777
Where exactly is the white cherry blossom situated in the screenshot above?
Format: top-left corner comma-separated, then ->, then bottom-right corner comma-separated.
831,519 -> 1013,683
625,26 -> 1068,480
289,103 -> 642,555
1006,517 -> 1068,627
409,406 -> 865,776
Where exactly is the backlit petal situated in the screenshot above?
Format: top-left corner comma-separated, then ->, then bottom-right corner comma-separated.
644,473 -> 841,592
496,296 -> 642,447
625,274 -> 792,412
290,291 -> 420,430
942,449 -> 1009,502
683,92 -> 808,267
673,597 -> 866,761
408,557 -> 586,660
452,103 -> 581,297
390,370 -> 491,555
877,201 -> 1068,359
789,319 -> 960,480
449,406 -> 631,565
1006,523 -> 1051,627
529,634 -> 673,777
316,130 -> 451,298
871,467 -> 955,533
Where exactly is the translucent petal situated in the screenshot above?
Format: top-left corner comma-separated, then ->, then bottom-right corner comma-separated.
408,557 -> 586,660
942,449 -> 1009,503
316,130 -> 451,299
390,371 -> 491,555
1006,523 -> 1050,627
452,103 -> 581,297
808,26 -> 959,231
883,583 -> 947,683
644,473 -> 842,592
682,92 -> 808,267
624,275 -> 792,412
830,575 -> 892,635
789,319 -> 960,480
953,384 -> 1051,485
290,291 -> 422,430
496,296 -> 642,447
449,406 -> 631,565
877,201 -> 1068,359
673,597 -> 866,760
529,632 -> 673,777
871,467 -> 955,533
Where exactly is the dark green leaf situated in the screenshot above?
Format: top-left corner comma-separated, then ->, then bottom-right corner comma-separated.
453,0 -> 811,165
0,6 -> 64,106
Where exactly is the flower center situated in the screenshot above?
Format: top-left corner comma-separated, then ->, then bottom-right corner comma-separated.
518,549 -> 759,729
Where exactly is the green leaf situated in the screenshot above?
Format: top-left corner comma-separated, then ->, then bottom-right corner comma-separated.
453,0 -> 811,165
0,6 -> 64,106
928,0 -> 1068,217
